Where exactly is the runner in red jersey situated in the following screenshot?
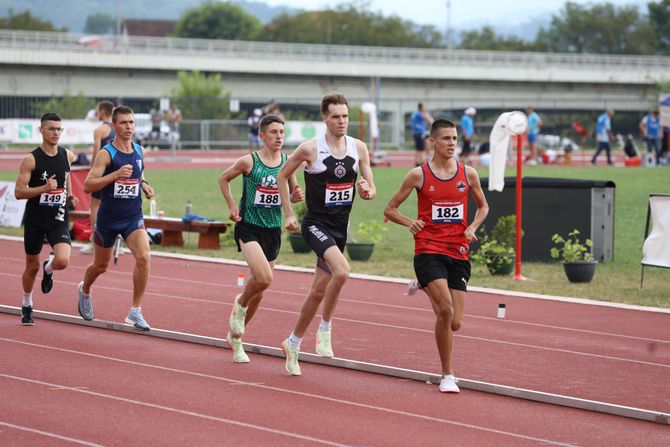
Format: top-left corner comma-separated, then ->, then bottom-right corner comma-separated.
384,119 -> 489,393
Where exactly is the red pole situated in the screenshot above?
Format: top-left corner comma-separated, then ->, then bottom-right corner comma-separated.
513,133 -> 527,281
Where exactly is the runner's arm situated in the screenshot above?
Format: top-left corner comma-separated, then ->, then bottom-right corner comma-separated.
278,142 -> 314,228
384,167 -> 424,235
356,141 -> 376,200
14,154 -> 51,200
218,155 -> 252,222
465,166 -> 489,243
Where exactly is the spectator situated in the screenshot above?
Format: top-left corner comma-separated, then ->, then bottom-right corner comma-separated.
247,108 -> 262,152
460,107 -> 476,164
526,106 -> 542,165
166,104 -> 182,151
591,109 -> 615,166
149,103 -> 164,149
410,102 -> 434,166
639,110 -> 661,166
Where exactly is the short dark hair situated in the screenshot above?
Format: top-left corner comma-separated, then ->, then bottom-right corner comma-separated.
112,105 -> 134,123
321,92 -> 348,116
259,114 -> 284,133
418,102 -> 424,110
430,119 -> 456,137
40,112 -> 61,124
97,100 -> 114,117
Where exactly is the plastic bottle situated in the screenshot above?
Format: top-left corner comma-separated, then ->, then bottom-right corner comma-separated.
149,199 -> 157,217
185,201 -> 192,215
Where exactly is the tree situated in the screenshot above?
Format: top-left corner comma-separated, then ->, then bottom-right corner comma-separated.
648,0 -> 670,55
172,1 -> 261,40
459,26 -> 536,51
169,70 -> 230,120
33,88 -> 95,119
535,1 -> 655,54
261,4 -> 443,48
84,13 -> 116,34
0,9 -> 66,32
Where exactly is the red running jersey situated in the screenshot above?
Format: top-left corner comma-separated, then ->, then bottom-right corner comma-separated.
414,161 -> 470,260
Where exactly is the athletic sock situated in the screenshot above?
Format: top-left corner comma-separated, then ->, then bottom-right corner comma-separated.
22,292 -> 33,307
288,332 -> 302,349
45,260 -> 54,275
319,318 -> 332,332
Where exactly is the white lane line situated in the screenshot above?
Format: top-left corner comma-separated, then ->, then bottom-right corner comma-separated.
0,338 -> 578,447
0,374 -> 347,447
1,265 -> 668,348
0,420 -> 105,446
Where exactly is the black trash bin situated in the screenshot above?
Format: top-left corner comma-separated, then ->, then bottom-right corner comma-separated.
470,177 -> 615,262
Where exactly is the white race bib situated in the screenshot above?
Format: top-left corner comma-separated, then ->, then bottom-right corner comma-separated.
431,201 -> 464,223
254,186 -> 281,208
114,178 -> 140,199
325,182 -> 354,207
39,188 -> 66,207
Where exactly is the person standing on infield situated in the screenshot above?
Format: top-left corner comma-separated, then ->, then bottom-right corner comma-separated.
384,119 -> 489,393
76,105 -> 155,331
15,112 -> 80,325
219,114 -> 304,363
277,92 -> 376,376
81,100 -> 115,254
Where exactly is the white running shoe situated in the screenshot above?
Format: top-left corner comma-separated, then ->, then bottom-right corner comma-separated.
315,329 -> 334,358
80,243 -> 94,254
406,279 -> 421,296
226,332 -> 250,363
439,375 -> 460,393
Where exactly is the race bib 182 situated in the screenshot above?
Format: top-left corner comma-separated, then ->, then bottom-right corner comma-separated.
431,201 -> 464,223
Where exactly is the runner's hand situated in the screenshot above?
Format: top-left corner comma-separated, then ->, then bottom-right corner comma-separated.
409,219 -> 424,235
44,174 -> 57,192
228,206 -> 241,222
116,164 -> 133,179
285,215 -> 299,232
290,185 -> 304,203
357,178 -> 371,199
142,183 -> 154,199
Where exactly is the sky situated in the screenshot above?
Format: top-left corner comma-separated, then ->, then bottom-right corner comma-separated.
258,0 -> 651,32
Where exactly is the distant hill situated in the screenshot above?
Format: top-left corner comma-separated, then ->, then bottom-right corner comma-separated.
0,0 -> 300,33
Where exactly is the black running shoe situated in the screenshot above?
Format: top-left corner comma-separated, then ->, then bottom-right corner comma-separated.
41,257 -> 53,294
21,306 -> 34,326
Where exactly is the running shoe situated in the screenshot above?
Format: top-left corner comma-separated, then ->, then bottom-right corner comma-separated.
439,375 -> 460,393
21,306 -> 34,326
125,308 -> 150,331
80,243 -> 94,254
226,331 -> 250,363
315,329 -> 334,358
229,294 -> 247,336
40,253 -> 54,294
406,279 -> 420,296
77,281 -> 94,321
281,339 -> 301,376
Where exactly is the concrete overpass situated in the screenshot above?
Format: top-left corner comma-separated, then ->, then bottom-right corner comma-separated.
0,30 -> 666,144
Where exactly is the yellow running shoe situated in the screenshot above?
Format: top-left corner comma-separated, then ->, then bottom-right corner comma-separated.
281,339 -> 301,376
315,329 -> 334,358
229,294 -> 247,336
226,331 -> 250,363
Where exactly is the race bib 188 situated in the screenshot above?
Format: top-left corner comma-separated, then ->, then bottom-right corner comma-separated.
254,186 -> 280,208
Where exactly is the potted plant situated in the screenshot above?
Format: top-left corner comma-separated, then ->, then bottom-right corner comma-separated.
287,202 -> 310,253
346,220 -> 387,261
471,215 -> 518,275
550,229 -> 597,283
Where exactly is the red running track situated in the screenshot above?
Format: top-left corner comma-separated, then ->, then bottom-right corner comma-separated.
1,238 -> 669,446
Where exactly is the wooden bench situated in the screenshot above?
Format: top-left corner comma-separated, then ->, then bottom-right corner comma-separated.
69,210 -> 228,250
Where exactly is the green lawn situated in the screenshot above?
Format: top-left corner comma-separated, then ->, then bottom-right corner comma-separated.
1,164 -> 668,308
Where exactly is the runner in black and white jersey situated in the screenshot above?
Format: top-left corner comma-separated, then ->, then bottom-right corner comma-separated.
277,92 -> 376,376
14,112 -> 80,325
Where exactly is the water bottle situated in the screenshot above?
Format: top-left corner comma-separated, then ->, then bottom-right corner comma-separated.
185,201 -> 192,215
149,199 -> 157,217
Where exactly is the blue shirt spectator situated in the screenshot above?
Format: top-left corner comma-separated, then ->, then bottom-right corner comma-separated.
528,111 -> 541,136
596,112 -> 611,143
